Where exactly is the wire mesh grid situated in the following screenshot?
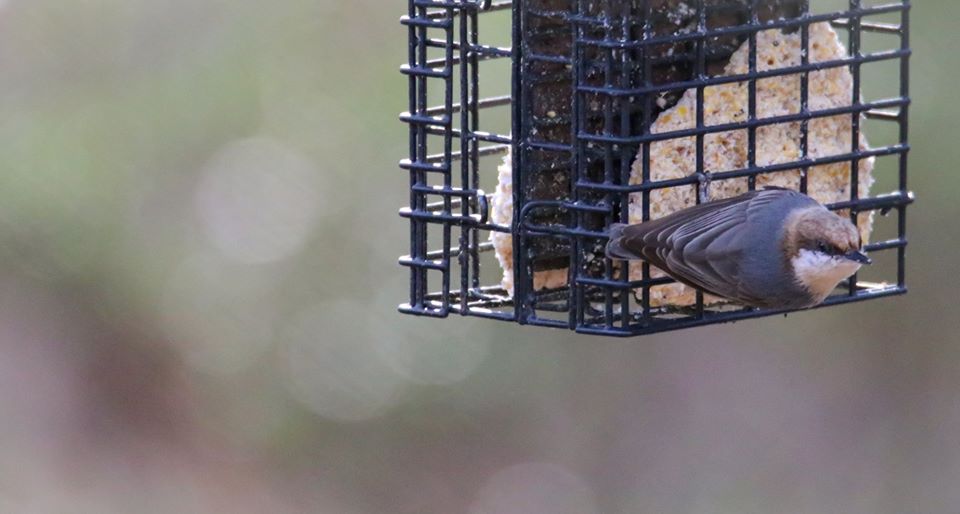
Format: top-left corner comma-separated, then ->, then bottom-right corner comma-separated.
399,0 -> 912,336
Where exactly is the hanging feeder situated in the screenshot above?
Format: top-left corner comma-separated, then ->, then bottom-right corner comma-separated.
399,0 -> 913,336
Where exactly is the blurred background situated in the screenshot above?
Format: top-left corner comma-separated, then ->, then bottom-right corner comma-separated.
0,0 -> 955,512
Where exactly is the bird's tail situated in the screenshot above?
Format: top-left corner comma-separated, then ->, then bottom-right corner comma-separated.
605,223 -> 642,260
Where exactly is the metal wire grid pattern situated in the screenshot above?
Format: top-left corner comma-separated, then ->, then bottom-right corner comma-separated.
400,0 -> 912,337
399,0 -> 516,322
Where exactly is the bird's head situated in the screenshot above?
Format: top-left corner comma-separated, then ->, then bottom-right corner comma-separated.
784,207 -> 871,300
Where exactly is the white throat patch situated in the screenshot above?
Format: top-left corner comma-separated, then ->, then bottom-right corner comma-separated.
791,249 -> 862,301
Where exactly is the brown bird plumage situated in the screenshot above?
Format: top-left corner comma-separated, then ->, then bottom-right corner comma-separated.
606,188 -> 870,309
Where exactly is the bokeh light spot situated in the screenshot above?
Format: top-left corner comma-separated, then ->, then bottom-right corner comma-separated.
378,332 -> 490,386
468,462 -> 599,514
281,302 -> 406,423
161,252 -> 278,376
195,137 -> 321,264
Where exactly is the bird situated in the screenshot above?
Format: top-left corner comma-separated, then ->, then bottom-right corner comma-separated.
605,188 -> 872,310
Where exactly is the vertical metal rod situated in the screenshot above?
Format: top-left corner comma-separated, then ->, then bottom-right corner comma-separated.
407,0 -> 419,309
459,4 -> 471,314
747,0 -> 759,191
612,0 -> 638,329
592,0 -> 617,330
848,0 -> 863,296
469,7 -> 483,295
898,2 -> 911,288
440,5 -> 455,314
694,0 -> 706,318
569,0 -> 587,330
639,0 -> 653,326
799,0 -> 810,194
512,0 -> 527,323
414,1 -> 430,309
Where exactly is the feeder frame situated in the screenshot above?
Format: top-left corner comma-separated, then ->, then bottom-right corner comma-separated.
399,0 -> 913,336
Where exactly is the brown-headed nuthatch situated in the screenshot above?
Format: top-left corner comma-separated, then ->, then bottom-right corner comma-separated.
606,188 -> 872,310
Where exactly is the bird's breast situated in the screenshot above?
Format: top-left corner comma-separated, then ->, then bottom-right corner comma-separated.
790,250 -> 862,302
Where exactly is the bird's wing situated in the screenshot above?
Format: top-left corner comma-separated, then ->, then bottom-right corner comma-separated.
617,190 -> 789,303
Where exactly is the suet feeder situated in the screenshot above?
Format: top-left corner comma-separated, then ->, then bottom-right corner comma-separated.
399,0 -> 913,336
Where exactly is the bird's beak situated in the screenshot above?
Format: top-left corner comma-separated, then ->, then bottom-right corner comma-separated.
844,250 -> 872,265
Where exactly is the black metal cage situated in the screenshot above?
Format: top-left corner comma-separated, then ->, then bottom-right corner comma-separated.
399,0 -> 912,337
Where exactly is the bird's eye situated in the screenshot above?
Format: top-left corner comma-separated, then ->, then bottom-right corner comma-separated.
816,241 -> 830,254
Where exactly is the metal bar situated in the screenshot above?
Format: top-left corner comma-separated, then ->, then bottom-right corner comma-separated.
693,0 -> 707,318
519,190 -> 912,238
569,0 -> 585,331
413,0 -> 431,311
458,4 -> 472,314
830,19 -> 902,34
847,0 -> 863,296
424,94 -> 511,116
577,97 -> 910,145
573,144 -> 908,193
423,143 -> 510,163
573,287 -> 907,337
574,4 -> 909,50
898,2 -> 911,289
422,126 -> 512,144
576,49 -> 911,97
638,0 -> 653,325
747,0 -> 759,192
800,0 -> 811,194
420,0 -> 512,18
511,0 -> 526,323
469,6 -> 484,295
